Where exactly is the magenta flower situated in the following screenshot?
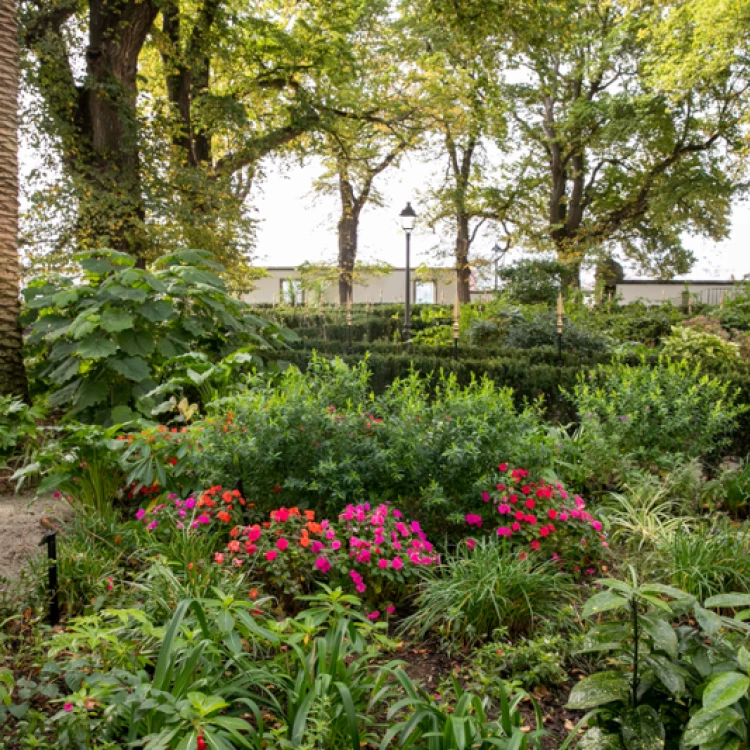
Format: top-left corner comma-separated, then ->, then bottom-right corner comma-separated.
481,490 -> 490,503
265,550 -> 278,562
276,538 -> 289,551
146,521 -> 158,531
63,702 -> 73,712
497,527 -> 512,537
386,605 -> 396,615
378,558 -> 390,569
135,508 -> 146,520
465,514 -> 483,528
466,538 -> 476,551
392,556 -> 404,570
315,556 -> 331,573
367,610 -> 380,621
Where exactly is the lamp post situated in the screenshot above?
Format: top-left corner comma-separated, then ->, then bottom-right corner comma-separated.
556,290 -> 565,367
399,202 -> 416,349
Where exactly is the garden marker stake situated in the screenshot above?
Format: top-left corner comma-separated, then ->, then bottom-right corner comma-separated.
39,531 -> 60,626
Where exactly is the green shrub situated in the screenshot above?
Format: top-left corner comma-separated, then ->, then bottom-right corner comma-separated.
498,258 -> 573,306
570,358 -> 745,473
191,357 -> 555,529
662,325 -> 741,372
22,249 -> 290,424
702,460 -> 750,518
400,540 -> 572,647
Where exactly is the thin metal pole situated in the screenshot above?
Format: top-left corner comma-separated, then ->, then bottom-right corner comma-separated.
346,289 -> 353,355
403,231 -> 412,350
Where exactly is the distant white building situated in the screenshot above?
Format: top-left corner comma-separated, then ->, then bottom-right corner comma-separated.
242,266 -> 738,307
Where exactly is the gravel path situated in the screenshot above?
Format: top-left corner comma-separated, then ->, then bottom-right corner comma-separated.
0,493 -> 72,584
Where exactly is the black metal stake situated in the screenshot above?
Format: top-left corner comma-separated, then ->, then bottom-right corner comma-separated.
632,595 -> 639,709
40,531 -> 60,626
557,330 -> 563,367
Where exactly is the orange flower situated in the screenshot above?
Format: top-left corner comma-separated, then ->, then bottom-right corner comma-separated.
304,510 -> 315,521
299,530 -> 310,548
217,511 -> 231,523
232,489 -> 241,498
222,491 -> 233,503
249,588 -> 258,599
289,507 -> 301,517
230,526 -> 240,538
306,522 -> 322,535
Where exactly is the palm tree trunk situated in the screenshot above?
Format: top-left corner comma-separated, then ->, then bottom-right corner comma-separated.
0,0 -> 28,398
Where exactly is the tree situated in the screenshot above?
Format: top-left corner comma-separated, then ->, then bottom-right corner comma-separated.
20,0 -> 382,273
404,9 -> 510,303
0,0 -> 29,398
427,0 -> 749,285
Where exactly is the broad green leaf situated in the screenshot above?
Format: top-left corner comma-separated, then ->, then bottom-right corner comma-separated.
695,605 -> 724,636
109,356 -> 150,382
79,258 -> 121,276
75,380 -> 108,410
100,310 -> 134,333
578,727 -> 621,750
51,289 -> 78,307
110,406 -> 140,425
566,672 -> 631,710
582,590 -> 630,618
140,300 -> 173,323
47,357 -> 80,384
621,705 -> 666,750
705,594 -> 750,610
117,330 -> 156,357
76,334 -> 117,360
683,708 -> 740,746
644,654 -> 686,696
703,672 -> 750,712
738,646 -> 750,673
641,614 -> 678,659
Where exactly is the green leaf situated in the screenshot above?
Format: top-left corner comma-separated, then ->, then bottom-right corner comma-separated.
110,406 -> 140,425
117,330 -> 156,357
109,357 -> 150,382
566,672 -> 631,710
582,591 -> 630,618
683,708 -> 740,746
75,380 -> 108,410
703,672 -> 750,712
140,300 -> 173,323
705,594 -> 750,610
79,258 -> 121,276
644,654 -> 686,696
100,310 -> 134,333
577,727 -> 621,750
47,357 -> 80,384
51,289 -> 78,307
695,604 -> 724,636
737,646 -> 750,673
76,333 -> 118,360
641,614 -> 678,659
621,705 -> 666,750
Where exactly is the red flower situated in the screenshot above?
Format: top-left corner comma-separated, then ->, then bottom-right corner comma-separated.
521,485 -> 532,495
525,515 -> 537,525
197,736 -> 206,750
548,509 -> 558,520
539,526 -> 550,537
514,510 -> 525,521
530,540 -> 541,551
525,498 -> 536,510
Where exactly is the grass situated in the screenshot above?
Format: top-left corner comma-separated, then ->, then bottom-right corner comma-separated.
399,539 -> 573,648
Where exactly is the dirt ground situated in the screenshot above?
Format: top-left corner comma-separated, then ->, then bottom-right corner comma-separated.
0,493 -> 72,585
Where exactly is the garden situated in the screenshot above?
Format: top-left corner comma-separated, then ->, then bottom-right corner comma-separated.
4,248 -> 750,749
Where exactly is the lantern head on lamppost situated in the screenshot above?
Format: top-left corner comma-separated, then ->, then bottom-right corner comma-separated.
399,202 -> 417,349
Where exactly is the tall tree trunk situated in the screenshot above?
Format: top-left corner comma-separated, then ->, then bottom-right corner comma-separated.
0,0 -> 28,398
337,166 -> 360,305
23,0 -> 157,264
455,212 -> 471,304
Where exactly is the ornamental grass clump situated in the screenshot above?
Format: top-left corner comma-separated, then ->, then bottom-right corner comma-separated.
401,539 -> 572,647
465,464 -> 607,573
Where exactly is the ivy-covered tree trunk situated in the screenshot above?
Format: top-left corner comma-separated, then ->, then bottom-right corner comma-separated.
0,0 -> 28,398
23,0 -> 158,263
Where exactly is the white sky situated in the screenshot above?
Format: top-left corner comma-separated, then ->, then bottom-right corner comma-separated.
252,154 -> 750,281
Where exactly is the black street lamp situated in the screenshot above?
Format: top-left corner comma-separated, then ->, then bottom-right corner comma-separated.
399,202 -> 417,349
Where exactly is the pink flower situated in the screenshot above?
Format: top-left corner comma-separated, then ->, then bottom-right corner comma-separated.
367,610 -> 380,621
559,512 -> 569,521
411,521 -> 421,533
465,513 -> 483,528
331,540 -> 341,550
53,491 -> 61,499
530,540 -> 541,551
525,499 -> 536,510
539,526 -> 550,537
511,522 -> 521,532
356,583 -> 366,593
497,527 -> 512,537
498,504 -> 510,515
514,510 -> 525,521
276,538 -> 289,551
147,521 -> 158,531
481,491 -> 490,503
135,508 -> 146,520
591,520 -> 603,532
378,558 -> 389,569
265,550 -> 278,562
315,556 -> 331,573
392,556 -> 404,570
64,702 -> 73,712
311,541 -> 324,554
525,515 -> 537,525
386,605 -> 396,615
548,509 -> 558,520
196,514 -> 210,525
245,543 -> 257,554
499,463 -> 508,472
466,538 -> 476,551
